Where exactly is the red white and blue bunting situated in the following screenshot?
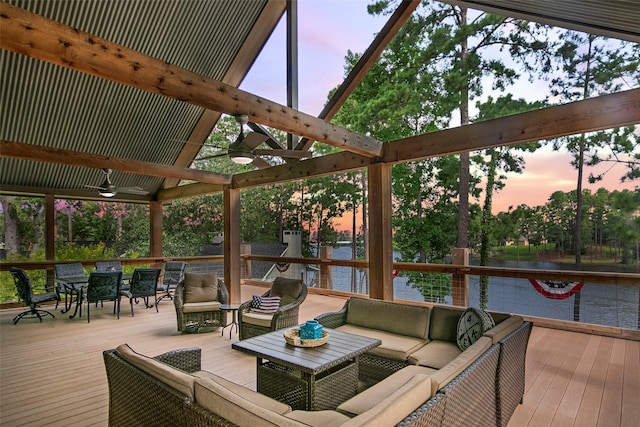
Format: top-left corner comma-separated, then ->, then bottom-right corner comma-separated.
275,262 -> 290,273
528,279 -> 583,299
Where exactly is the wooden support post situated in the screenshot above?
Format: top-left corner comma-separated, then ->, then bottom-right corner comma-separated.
45,194 -> 55,291
368,163 -> 394,301
224,188 -> 241,303
241,243 -> 252,281
451,248 -> 469,307
149,201 -> 163,258
319,246 -> 332,289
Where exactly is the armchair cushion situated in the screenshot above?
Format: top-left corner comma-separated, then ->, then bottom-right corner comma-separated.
182,301 -> 222,313
184,272 -> 218,303
268,277 -> 303,306
241,311 -> 273,327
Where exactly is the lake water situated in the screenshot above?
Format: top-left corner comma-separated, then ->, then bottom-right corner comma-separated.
322,246 -> 639,330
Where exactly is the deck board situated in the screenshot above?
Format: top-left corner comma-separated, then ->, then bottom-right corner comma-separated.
1,286 -> 636,427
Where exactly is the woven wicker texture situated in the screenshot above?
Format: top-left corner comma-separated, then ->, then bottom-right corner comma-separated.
174,279 -> 229,332
314,301 -> 348,329
396,392 -> 447,427
439,344 -> 500,427
238,284 -> 307,340
104,349 -> 194,427
496,322 -> 532,427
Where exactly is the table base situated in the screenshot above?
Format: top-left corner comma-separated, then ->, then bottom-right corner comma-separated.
257,359 -> 358,411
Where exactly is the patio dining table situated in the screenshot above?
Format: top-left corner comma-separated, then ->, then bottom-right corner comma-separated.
58,273 -> 132,319
57,275 -> 89,319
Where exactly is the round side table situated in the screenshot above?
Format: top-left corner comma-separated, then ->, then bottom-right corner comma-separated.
220,303 -> 241,339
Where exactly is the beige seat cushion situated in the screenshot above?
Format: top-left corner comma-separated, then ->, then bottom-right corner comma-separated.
184,272 -> 218,303
483,315 -> 523,344
182,301 -> 221,313
407,340 -> 462,369
193,371 -> 291,415
429,336 -> 492,394
345,297 -> 431,339
115,344 -> 195,400
341,374 -> 432,427
241,310 -> 274,327
336,324 -> 428,361
337,365 -> 435,416
269,277 -> 303,306
286,410 -> 351,427
195,378 -> 302,427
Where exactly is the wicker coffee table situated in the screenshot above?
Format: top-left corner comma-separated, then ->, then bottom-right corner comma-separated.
232,327 -> 380,410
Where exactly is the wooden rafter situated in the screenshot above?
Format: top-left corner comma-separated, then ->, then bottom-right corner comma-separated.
0,2 -> 383,158
0,140 -> 232,185
207,88 -> 640,192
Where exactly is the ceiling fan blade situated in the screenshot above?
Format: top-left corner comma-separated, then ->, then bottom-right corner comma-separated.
117,186 -> 150,195
241,132 -> 269,150
254,149 -> 312,159
195,152 -> 228,161
251,157 -> 271,169
84,184 -> 108,191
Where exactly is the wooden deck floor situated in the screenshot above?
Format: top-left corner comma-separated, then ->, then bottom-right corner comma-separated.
0,286 -> 637,426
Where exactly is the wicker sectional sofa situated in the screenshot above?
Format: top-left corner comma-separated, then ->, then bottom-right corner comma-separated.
315,297 -> 532,427
102,298 -> 531,427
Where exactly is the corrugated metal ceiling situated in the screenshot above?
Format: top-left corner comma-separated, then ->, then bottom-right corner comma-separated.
1,0 -> 638,202
1,0 -> 274,200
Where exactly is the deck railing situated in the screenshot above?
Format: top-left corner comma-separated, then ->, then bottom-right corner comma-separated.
2,254 -> 638,337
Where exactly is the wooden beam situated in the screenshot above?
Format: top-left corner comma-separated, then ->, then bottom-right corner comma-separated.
149,201 -> 163,258
0,2 -> 382,158
157,183 -> 224,201
224,188 -> 241,303
164,0 -> 287,188
117,89 -> 640,200
368,163 -> 394,301
384,88 -> 640,162
297,0 -> 420,151
1,140 -> 232,185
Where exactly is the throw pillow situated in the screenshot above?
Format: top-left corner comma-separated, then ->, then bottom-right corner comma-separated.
251,296 -> 281,314
183,272 -> 218,303
269,277 -> 303,306
456,307 -> 495,351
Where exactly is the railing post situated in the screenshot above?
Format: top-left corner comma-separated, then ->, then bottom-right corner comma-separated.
241,243 -> 251,281
451,248 -> 469,307
320,246 -> 332,289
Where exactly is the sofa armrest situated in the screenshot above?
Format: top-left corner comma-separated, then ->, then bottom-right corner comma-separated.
153,347 -> 202,373
315,300 -> 349,328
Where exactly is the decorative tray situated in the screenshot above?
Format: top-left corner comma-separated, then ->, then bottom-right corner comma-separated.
283,328 -> 329,347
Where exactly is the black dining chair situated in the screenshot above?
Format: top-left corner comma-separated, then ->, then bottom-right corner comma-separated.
9,268 -> 60,324
85,271 -> 122,323
155,261 -> 186,307
121,268 -> 161,316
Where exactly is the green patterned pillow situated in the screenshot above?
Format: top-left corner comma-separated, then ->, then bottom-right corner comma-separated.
456,307 -> 495,350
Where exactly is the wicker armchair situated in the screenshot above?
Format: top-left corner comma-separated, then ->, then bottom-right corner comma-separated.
238,277 -> 307,340
173,272 -> 229,333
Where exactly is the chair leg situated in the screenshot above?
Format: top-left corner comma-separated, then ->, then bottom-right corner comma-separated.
130,298 -> 134,317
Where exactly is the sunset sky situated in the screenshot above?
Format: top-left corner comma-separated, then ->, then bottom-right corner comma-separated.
239,1 -> 636,215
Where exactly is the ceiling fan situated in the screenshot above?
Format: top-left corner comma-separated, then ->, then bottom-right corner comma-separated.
84,168 -> 149,198
195,114 -> 312,169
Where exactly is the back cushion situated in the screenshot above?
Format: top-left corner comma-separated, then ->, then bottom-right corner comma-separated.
184,272 -> 218,303
429,306 -> 465,342
115,344 -> 195,400
346,298 -> 430,339
269,277 -> 303,306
